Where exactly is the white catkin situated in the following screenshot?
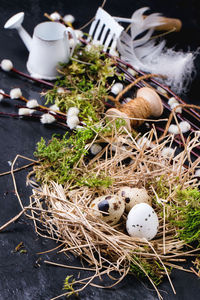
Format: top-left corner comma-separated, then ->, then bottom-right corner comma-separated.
67,107 -> 79,117
57,87 -> 65,94
168,97 -> 178,106
50,12 -> 61,21
179,121 -> 191,133
63,14 -> 75,24
0,89 -> 5,101
67,115 -> 79,129
1,59 -> 13,71
26,99 -> 38,108
156,86 -> 167,94
76,125 -> 86,130
18,108 -> 34,116
161,147 -> 174,158
127,68 -> 137,76
137,136 -> 152,148
49,104 -> 60,111
90,143 -> 103,155
40,113 -> 56,124
195,169 -> 200,177
171,102 -> 182,114
10,88 -> 22,99
111,83 -> 123,95
168,124 -> 179,135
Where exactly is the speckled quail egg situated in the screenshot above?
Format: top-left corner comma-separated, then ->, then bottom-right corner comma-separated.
126,203 -> 159,241
89,195 -> 125,225
118,187 -> 151,212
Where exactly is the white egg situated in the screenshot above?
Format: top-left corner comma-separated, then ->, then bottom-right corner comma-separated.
118,187 -> 151,212
126,203 -> 159,241
89,195 -> 125,225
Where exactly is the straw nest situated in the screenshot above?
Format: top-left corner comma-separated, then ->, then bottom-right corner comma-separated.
25,125 -> 200,299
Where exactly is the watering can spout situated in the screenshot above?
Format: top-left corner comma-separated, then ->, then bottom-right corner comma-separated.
4,12 -> 32,51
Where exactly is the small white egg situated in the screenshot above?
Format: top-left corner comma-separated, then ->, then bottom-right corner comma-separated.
118,187 -> 151,212
89,195 -> 125,225
126,203 -> 159,241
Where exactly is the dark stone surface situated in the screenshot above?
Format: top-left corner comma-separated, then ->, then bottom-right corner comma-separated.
0,1 -> 199,299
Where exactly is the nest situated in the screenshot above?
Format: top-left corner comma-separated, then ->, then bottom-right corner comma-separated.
25,126 -> 200,299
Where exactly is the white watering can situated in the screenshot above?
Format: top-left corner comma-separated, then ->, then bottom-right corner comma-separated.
4,12 -> 77,80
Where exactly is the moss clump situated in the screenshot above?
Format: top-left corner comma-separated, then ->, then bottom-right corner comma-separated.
168,188 -> 200,245
44,44 -> 120,124
34,123 -> 119,187
130,255 -> 169,286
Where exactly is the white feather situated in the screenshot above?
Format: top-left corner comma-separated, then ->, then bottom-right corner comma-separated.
117,7 -> 196,93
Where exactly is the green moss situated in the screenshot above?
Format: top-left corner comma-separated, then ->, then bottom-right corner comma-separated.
63,275 -> 78,297
34,123 -> 119,187
130,255 -> 169,286
168,188 -> 200,245
44,44 -> 120,124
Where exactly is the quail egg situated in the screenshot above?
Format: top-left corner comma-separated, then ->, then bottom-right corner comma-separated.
89,195 -> 125,225
118,187 -> 151,212
126,203 -> 159,241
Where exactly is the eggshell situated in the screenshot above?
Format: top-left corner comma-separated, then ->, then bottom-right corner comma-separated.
126,203 -> 159,240
89,195 -> 125,225
118,187 -> 151,212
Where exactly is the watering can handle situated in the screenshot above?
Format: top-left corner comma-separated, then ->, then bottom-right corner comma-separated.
65,27 -> 77,57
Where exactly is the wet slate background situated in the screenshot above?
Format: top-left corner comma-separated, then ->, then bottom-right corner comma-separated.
0,1 -> 200,299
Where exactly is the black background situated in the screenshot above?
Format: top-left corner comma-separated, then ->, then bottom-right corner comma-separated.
0,1 -> 200,299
